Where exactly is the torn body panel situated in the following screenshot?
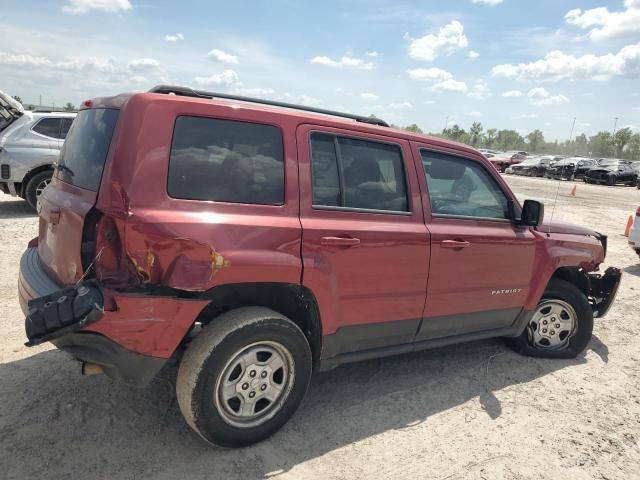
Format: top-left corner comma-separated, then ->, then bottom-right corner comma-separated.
86,291 -> 210,358
588,267 -> 622,318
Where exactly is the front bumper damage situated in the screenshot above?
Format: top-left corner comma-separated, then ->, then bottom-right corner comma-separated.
588,266 -> 622,318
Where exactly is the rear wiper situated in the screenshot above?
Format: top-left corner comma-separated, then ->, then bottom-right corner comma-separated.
54,163 -> 74,176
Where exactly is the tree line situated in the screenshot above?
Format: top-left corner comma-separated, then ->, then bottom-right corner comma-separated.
11,95 -> 76,112
400,122 -> 640,161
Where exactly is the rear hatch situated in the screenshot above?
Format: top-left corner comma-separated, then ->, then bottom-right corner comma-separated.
37,107 -> 119,285
0,90 -> 24,133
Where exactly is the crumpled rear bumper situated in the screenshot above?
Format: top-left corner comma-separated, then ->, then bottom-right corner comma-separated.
588,267 -> 622,318
18,247 -> 170,386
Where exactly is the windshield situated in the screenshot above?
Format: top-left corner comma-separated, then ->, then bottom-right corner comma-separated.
56,108 -> 119,191
598,160 -> 621,167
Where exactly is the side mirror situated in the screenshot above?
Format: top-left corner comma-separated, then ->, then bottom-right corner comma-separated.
518,199 -> 544,227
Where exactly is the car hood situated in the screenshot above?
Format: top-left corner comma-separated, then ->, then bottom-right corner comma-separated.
0,90 -> 24,132
537,221 -> 598,237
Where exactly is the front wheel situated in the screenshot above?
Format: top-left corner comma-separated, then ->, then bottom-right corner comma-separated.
506,279 -> 593,358
176,307 -> 312,448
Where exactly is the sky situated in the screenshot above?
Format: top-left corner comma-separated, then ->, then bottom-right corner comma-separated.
1,0 -> 639,141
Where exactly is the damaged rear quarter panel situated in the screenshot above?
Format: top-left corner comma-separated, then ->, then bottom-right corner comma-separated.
85,292 -> 210,358
88,95 -> 303,357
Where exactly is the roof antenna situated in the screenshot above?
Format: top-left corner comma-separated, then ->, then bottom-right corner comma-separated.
548,116 -> 576,233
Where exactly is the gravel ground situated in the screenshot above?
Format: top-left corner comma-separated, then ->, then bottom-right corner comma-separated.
1,176 -> 639,480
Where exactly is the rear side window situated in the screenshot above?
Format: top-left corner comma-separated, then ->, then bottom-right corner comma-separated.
33,118 -> 62,139
310,133 -> 408,212
168,116 -> 284,205
60,118 -> 74,138
57,109 -> 119,191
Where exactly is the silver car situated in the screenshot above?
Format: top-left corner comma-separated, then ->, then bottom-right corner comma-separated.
0,91 -> 76,209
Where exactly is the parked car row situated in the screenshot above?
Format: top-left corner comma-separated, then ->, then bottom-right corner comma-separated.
495,149 -> 640,188
0,90 -> 76,209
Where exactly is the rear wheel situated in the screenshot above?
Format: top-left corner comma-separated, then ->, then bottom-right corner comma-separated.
176,307 -> 312,447
25,170 -> 53,210
506,279 -> 593,358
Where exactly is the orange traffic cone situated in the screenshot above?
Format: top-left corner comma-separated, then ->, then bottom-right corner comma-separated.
569,185 -> 576,197
624,215 -> 633,237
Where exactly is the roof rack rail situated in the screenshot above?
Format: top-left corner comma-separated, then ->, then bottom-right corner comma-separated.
148,85 -> 389,127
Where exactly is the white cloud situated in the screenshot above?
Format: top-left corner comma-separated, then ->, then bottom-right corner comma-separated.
502,90 -> 523,97
129,75 -> 147,84
296,95 -> 322,106
0,51 -> 125,73
230,87 -> 276,98
565,1 -> 640,41
407,67 -> 453,82
164,33 -> 184,42
633,106 -> 640,111
191,69 -> 240,88
208,49 -> 239,65
360,92 -> 379,101
467,50 -> 480,59
408,20 -> 469,61
468,80 -> 490,99
389,101 -> 413,110
526,87 -> 570,106
468,111 -> 483,117
366,51 -> 382,57
513,113 -> 538,119
63,0 -> 131,14
432,79 -> 468,92
310,55 -> 373,70
128,58 -> 159,69
527,87 -> 550,99
472,0 -> 503,4
491,43 -> 640,81
424,100 -> 436,104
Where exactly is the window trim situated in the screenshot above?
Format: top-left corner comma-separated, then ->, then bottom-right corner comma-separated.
419,148 -> 515,223
31,117 -> 64,140
166,114 -> 287,206
308,130 -> 412,215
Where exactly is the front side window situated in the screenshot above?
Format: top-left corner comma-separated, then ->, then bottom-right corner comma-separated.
33,118 -> 62,139
310,133 -> 408,212
168,116 -> 284,205
421,150 -> 510,220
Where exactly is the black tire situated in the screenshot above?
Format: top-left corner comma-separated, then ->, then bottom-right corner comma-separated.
24,170 -> 53,210
506,279 -> 593,359
607,175 -> 616,186
176,307 -> 312,448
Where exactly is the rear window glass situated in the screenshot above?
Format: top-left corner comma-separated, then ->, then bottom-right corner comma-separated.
57,108 -> 119,191
33,118 -> 62,139
168,116 -> 284,205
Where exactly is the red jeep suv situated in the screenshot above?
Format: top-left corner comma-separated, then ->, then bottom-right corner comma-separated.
18,86 -> 621,447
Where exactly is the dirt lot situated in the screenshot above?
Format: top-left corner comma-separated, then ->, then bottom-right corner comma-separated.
1,176 -> 640,480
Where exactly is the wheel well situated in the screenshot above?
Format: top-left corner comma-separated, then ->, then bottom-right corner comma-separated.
20,164 -> 54,197
551,267 -> 589,296
190,283 -> 323,367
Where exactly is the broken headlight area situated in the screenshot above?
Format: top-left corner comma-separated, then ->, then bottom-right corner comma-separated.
588,267 -> 622,318
24,281 -> 103,346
